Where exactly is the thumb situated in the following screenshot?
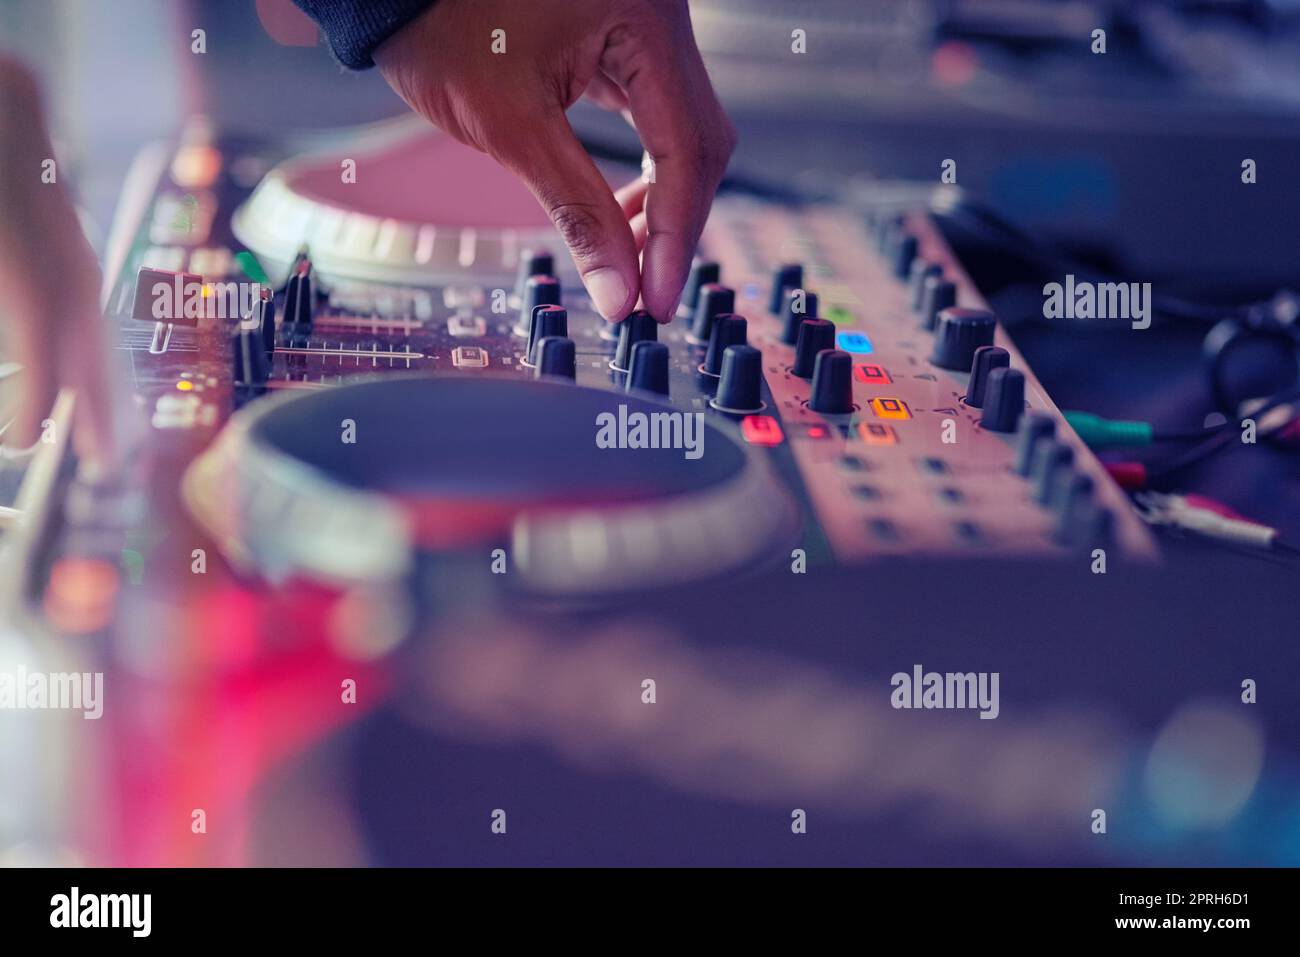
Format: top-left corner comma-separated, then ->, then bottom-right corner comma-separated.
490,116 -> 640,322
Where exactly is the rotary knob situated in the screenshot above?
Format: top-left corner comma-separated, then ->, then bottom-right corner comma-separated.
515,274 -> 561,336
612,310 -> 658,372
791,318 -> 836,379
918,276 -> 956,331
681,259 -> 720,317
931,307 -> 996,370
690,283 -> 734,344
627,340 -> 670,395
809,349 -> 854,414
702,314 -> 748,377
534,336 -> 576,379
711,344 -> 764,413
526,305 -> 568,366
779,288 -> 820,345
979,367 -> 1025,433
768,263 -> 803,314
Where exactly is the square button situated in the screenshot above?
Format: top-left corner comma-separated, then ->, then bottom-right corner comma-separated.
448,315 -> 486,338
869,397 -> 911,420
836,331 -> 874,354
741,415 -> 784,446
857,422 -> 898,445
451,346 -> 490,368
853,363 -> 891,385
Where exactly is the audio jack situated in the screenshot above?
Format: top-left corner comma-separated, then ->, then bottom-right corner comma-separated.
1134,491 -> 1298,557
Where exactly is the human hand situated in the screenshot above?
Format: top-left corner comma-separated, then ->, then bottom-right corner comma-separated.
374,0 -> 736,323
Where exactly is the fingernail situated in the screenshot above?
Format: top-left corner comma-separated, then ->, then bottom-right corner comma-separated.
585,268 -> 629,320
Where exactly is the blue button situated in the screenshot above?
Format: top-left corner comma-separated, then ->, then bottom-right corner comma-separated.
836,331 -> 874,354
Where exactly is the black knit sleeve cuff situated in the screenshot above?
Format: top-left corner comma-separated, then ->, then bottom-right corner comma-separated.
293,0 -> 437,70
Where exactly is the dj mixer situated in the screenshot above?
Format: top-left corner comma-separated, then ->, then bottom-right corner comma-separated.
13,117 -> 1158,627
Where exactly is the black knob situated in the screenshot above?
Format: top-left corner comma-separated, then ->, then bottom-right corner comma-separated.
712,344 -> 764,413
681,259 -> 720,316
967,346 -> 1010,409
232,327 -> 269,389
1048,469 -> 1094,521
1058,499 -> 1113,550
690,283 -> 734,343
282,258 -> 313,333
768,263 -> 803,314
627,340 -> 670,395
1014,412 -> 1055,476
1029,439 -> 1074,504
514,248 -> 554,300
613,310 -> 658,371
809,349 -> 854,414
792,318 -> 836,378
909,261 -> 942,311
980,367 -> 1025,433
702,314 -> 747,376
527,305 -> 568,365
890,234 -> 919,279
516,274 -> 561,334
779,288 -> 820,345
932,307 -> 996,370
918,276 -> 956,331
534,336 -> 576,380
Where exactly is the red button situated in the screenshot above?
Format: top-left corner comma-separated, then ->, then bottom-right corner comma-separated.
741,415 -> 784,446
853,363 -> 892,385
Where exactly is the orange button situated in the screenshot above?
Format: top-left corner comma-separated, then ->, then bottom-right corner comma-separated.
741,414 -> 784,446
869,397 -> 911,420
858,422 -> 898,445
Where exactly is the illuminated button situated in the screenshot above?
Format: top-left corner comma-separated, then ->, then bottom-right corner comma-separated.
805,424 -> 831,441
451,346 -> 490,368
836,331 -> 874,354
448,314 -> 486,337
175,380 -> 195,392
857,422 -> 898,445
869,397 -> 911,420
824,305 -> 854,325
853,363 -> 892,385
741,415 -> 784,446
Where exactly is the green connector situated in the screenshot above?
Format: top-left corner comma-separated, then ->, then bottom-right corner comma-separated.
1063,411 -> 1154,449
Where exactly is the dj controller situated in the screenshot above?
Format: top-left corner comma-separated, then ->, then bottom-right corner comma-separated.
7,117 -> 1157,628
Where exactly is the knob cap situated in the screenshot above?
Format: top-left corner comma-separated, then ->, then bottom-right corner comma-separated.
809,349 -> 854,414
534,336 -> 576,379
681,259 -> 720,316
612,310 -> 657,371
627,340 -> 670,395
908,261 -> 942,311
702,314 -> 747,376
514,249 -> 554,300
516,274 -> 561,335
918,276 -> 956,331
1014,412 -> 1055,476
967,346 -> 1010,408
712,344 -> 764,413
768,263 -> 803,313
1029,439 -> 1074,504
690,283 -> 734,343
779,288 -> 820,345
890,234 -> 919,279
232,327 -> 269,389
527,305 -> 568,365
980,367 -> 1025,433
792,318 -> 836,378
932,307 -> 996,370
